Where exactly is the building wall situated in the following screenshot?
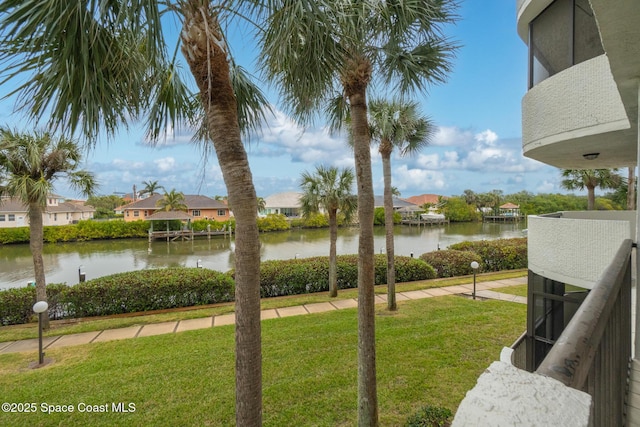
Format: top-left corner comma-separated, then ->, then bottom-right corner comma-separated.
522,55 -> 629,156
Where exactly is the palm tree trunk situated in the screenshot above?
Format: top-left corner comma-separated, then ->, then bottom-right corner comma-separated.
380,147 -> 396,311
29,203 -> 49,330
348,85 -> 379,425
328,208 -> 338,297
587,186 -> 596,210
181,4 -> 262,426
628,167 -> 636,210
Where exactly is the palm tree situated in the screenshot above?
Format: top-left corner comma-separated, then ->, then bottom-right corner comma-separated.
257,197 -> 266,213
368,99 -> 433,311
260,2 -> 458,423
300,165 -> 357,298
627,167 -> 636,210
561,169 -> 622,210
0,129 -> 96,329
140,180 -> 165,197
157,189 -> 188,212
0,3 -> 268,424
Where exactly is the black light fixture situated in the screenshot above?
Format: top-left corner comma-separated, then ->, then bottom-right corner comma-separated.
583,152 -> 600,160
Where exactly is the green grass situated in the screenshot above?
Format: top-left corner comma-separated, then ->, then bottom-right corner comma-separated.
0,270 -> 527,343
0,295 -> 526,426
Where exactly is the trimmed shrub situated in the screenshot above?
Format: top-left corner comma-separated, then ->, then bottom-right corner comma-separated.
0,227 -> 31,244
0,283 -> 69,326
0,268 -> 234,324
374,207 -> 401,225
419,250 -> 483,278
449,237 -> 527,272
257,214 -> 291,232
61,268 -> 234,317
251,254 -> 436,298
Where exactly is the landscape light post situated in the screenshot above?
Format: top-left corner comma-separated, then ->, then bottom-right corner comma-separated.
78,265 -> 85,282
33,301 -> 48,365
470,261 -> 479,300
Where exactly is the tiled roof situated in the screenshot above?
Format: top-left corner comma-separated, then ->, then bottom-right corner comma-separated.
403,194 -> 446,206
0,197 -> 95,214
373,196 -> 417,209
264,192 -> 302,208
122,194 -> 228,210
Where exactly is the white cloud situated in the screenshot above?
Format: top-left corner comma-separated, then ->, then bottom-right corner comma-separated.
154,157 -> 176,172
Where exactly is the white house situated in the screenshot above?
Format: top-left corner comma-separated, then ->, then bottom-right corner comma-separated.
0,195 -> 96,228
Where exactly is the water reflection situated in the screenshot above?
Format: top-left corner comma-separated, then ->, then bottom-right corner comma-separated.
0,222 -> 526,289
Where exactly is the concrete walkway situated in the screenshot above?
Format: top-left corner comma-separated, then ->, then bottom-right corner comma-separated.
0,277 -> 527,355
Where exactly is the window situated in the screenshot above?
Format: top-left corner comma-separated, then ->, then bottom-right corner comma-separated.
8,214 -> 15,221
529,0 -> 603,88
54,213 -> 57,221
66,213 -> 69,220
134,210 -> 139,217
0,215 -> 5,221
218,210 -> 226,217
192,210 -> 201,217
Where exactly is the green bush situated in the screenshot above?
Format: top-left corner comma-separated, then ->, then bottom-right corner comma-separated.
449,237 -> 527,272
419,250 -> 483,278
252,255 -> 435,298
0,283 -> 69,326
257,214 -> 291,232
0,269 -> 234,324
374,207 -> 401,225
62,268 -> 234,317
191,219 -> 234,232
299,213 -> 330,228
405,405 -> 452,427
0,227 -> 31,244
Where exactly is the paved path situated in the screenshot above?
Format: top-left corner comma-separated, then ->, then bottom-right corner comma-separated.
0,277 -> 527,355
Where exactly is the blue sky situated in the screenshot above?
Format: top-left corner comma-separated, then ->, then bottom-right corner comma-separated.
1,1 -> 564,200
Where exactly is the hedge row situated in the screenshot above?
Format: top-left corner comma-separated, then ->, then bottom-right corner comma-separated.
0,268 -> 234,326
0,220 -> 151,244
419,250 -> 483,278
419,237 -> 527,278
448,238 -> 528,272
252,255 -> 436,298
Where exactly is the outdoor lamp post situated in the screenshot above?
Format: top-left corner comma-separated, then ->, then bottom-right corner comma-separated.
470,261 -> 479,300
32,301 -> 48,365
78,265 -> 86,282
197,259 -> 202,268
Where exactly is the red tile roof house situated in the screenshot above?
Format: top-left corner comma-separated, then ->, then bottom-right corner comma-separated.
121,194 -> 230,223
0,195 -> 96,228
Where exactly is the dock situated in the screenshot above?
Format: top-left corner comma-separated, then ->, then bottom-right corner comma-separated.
401,217 -> 449,226
148,228 -> 232,242
482,215 -> 524,223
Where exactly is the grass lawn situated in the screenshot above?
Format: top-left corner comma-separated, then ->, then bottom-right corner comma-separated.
0,295 -> 526,426
495,284 -> 527,297
0,270 -> 527,343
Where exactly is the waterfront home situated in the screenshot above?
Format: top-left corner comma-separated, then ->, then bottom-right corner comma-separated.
0,195 -> 95,228
453,1 -> 640,425
121,194 -> 230,223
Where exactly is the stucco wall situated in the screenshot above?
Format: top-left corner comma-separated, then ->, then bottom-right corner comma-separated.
522,55 -> 629,154
528,215 -> 631,289
452,349 -> 591,426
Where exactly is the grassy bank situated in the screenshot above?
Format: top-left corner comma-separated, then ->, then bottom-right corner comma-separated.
0,295 -> 526,426
0,270 -> 526,343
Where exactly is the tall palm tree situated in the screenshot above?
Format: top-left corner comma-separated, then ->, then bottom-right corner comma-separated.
0,3 -> 268,424
157,189 -> 188,212
561,169 -> 622,210
368,99 -> 433,311
0,129 -> 96,329
140,180 -> 165,197
300,165 -> 357,298
260,2 -> 458,423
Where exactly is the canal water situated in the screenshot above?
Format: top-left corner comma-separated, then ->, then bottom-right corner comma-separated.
0,222 -> 526,289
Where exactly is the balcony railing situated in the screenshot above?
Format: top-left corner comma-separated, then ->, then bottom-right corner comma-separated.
513,239 -> 632,425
